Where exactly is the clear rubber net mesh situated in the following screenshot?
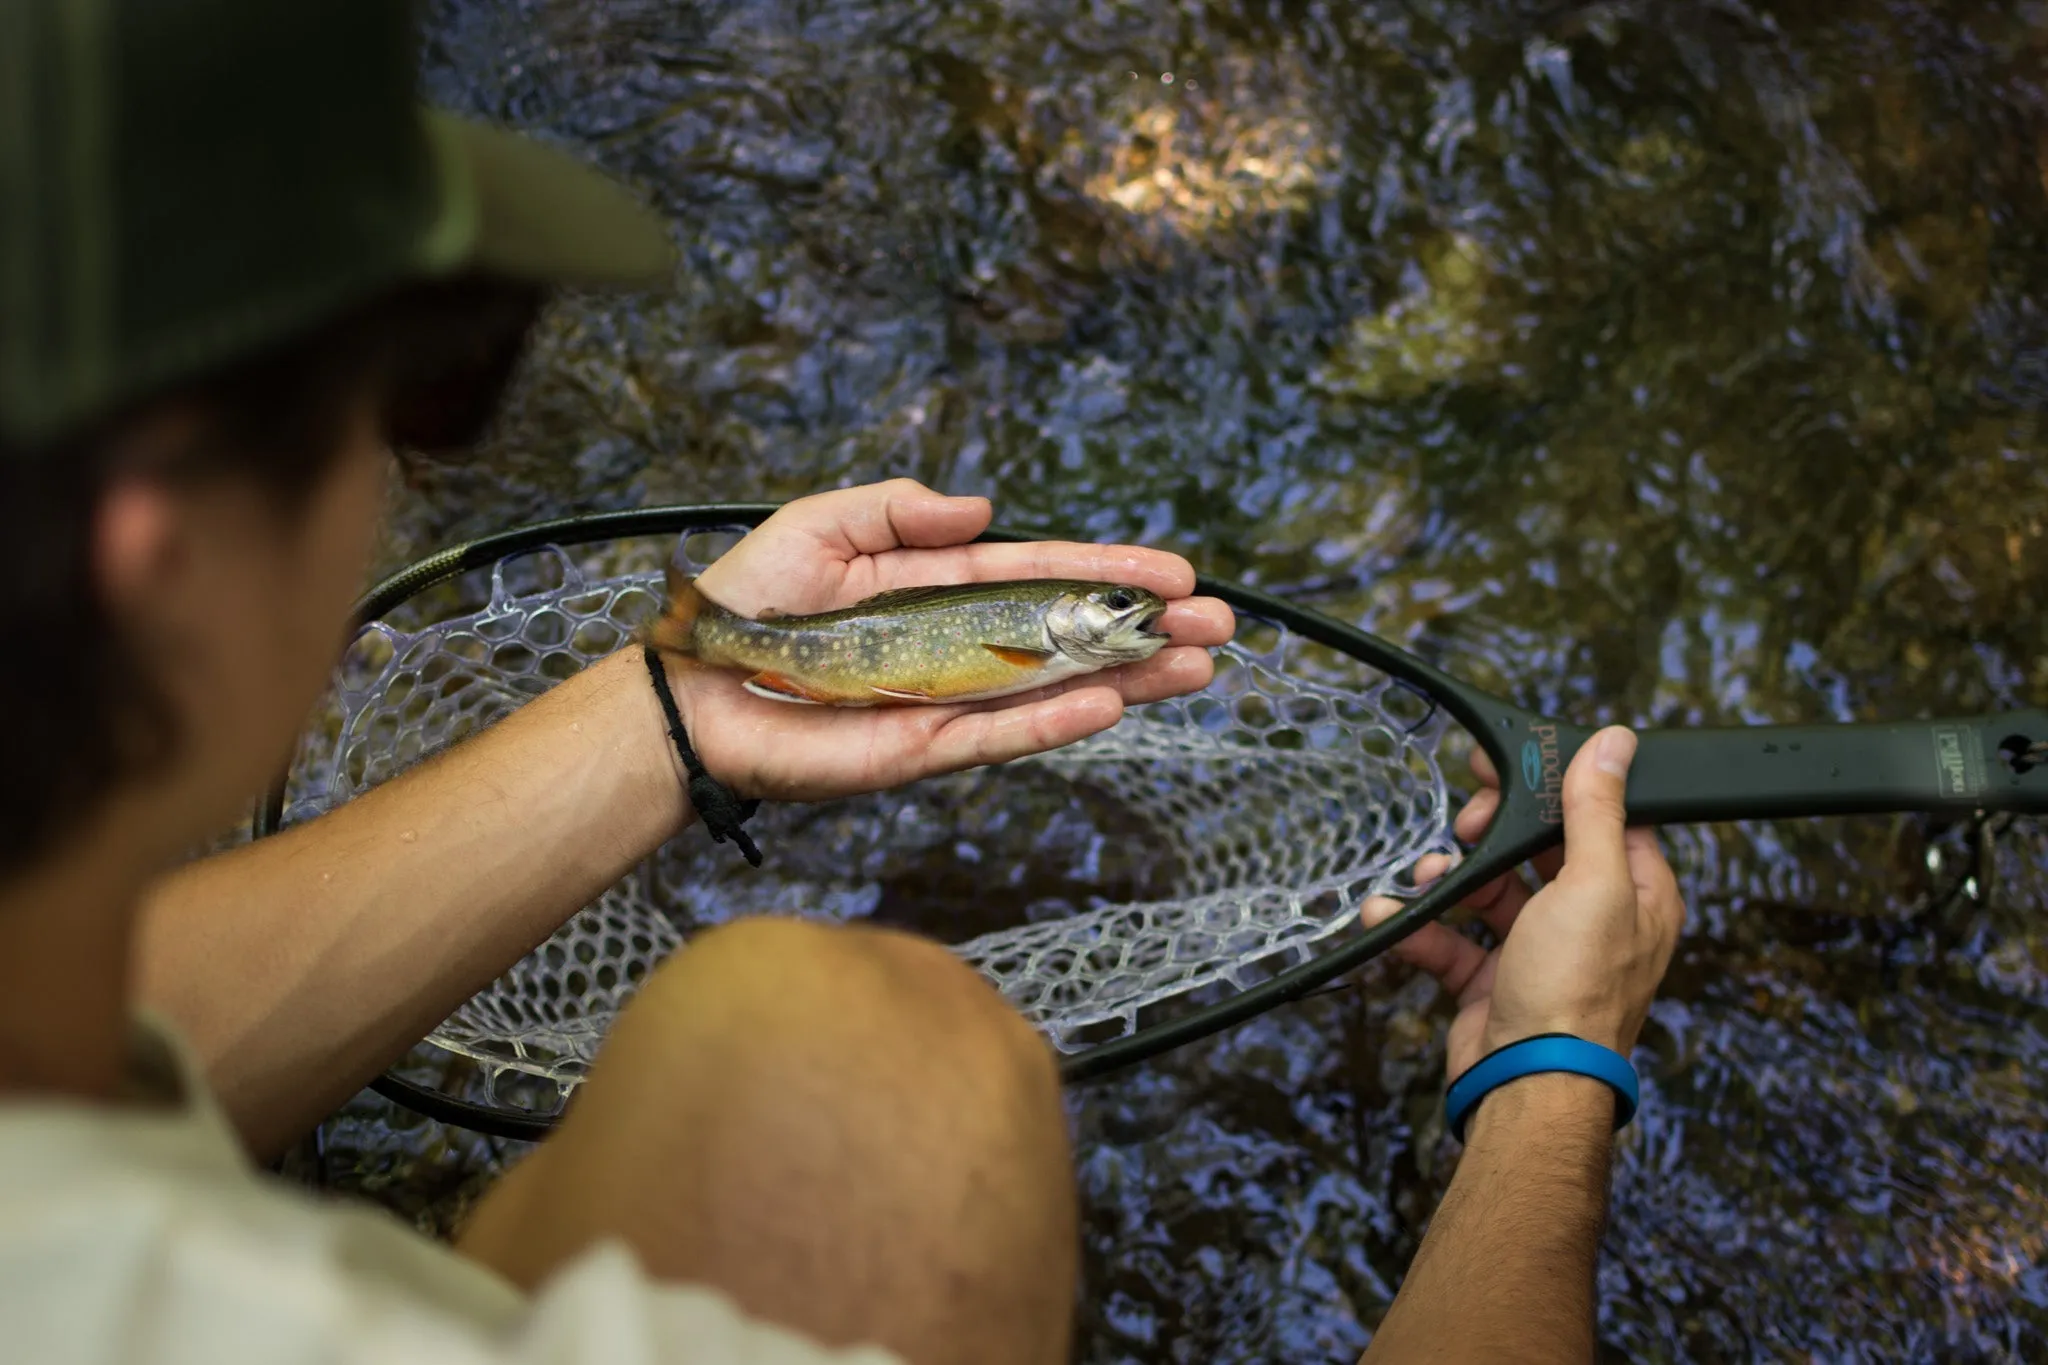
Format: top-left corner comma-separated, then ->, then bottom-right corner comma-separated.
284,539 -> 1459,1092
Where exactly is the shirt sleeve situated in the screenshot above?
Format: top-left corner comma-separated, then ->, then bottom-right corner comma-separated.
506,1242 -> 906,1365
2,1183 -> 904,1365
0,1015 -> 907,1365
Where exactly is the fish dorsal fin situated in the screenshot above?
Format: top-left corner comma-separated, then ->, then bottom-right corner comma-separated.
844,584 -> 984,612
842,580 -> 1095,612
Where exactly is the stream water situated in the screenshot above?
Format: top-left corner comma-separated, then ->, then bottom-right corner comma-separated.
310,1 -> 2048,1358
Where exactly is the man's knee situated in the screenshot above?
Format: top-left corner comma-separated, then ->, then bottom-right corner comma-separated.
629,916 -> 1059,1105
506,916 -> 1078,1364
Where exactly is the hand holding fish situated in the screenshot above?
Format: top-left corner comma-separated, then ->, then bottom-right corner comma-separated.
648,479 -> 1235,803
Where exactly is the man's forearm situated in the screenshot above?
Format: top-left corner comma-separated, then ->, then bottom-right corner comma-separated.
134,647 -> 694,1157
1362,1073 -> 1615,1364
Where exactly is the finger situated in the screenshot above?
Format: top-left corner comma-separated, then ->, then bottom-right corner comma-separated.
1156,597 -> 1235,646
877,486 -> 996,550
1452,786 -> 1500,843
921,686 -> 1125,774
1624,826 -> 1686,937
1411,852 -> 1456,885
1400,851 -> 1532,943
1034,646 -> 1214,707
1555,725 -> 1636,886
1104,646 -> 1215,704
1420,852 -> 1535,940
1359,896 -> 1491,995
774,479 -> 993,556
959,645 -> 1215,715
877,541 -> 1197,599
1468,866 -> 1537,940
1449,786 -> 1555,900
1462,744 -> 1568,883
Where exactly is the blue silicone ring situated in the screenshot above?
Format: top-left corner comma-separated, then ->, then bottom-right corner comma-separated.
1443,1033 -> 1639,1143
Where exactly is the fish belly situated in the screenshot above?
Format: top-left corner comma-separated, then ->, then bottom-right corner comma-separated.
708,603 -> 1096,705
869,646 -> 1094,704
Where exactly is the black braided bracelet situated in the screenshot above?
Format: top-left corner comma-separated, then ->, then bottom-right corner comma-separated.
642,646 -> 762,866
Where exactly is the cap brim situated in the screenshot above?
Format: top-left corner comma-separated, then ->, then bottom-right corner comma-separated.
427,111 -> 675,290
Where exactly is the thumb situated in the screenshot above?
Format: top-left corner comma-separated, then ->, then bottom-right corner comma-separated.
880,483 -> 993,549
1557,725 -> 1637,883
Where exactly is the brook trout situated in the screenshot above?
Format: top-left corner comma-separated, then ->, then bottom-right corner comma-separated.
645,568 -> 1170,705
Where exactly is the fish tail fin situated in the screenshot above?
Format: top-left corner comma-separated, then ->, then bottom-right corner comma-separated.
641,564 -> 706,656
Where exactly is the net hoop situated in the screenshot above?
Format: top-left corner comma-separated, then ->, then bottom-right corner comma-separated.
264,505 -> 1528,1138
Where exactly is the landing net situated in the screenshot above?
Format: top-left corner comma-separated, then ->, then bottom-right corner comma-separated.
284,543 -> 1459,1092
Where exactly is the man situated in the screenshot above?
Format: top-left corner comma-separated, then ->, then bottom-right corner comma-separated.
0,2 -> 1682,1363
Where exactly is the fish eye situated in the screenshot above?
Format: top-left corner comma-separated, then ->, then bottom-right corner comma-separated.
1104,589 -> 1137,611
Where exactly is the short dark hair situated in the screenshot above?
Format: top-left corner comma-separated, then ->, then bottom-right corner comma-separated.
0,274 -> 542,878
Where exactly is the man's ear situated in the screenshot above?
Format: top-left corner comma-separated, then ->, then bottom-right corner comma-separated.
92,408 -> 204,617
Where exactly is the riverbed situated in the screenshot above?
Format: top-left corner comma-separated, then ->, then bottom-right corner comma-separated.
309,1 -> 2048,1358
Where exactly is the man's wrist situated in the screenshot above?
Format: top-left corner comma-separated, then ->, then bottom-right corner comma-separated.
650,650 -> 701,790
580,646 -> 700,835
1461,1070 -> 1616,1148
1481,1012 -> 1632,1058
648,650 -> 755,808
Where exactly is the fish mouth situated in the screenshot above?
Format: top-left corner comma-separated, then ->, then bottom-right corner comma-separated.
1136,607 -> 1170,639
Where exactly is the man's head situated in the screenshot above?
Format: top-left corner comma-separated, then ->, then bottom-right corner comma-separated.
0,0 -> 672,878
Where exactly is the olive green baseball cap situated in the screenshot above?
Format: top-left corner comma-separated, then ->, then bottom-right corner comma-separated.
0,0 -> 674,446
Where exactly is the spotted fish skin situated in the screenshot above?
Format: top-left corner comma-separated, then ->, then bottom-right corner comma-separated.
646,572 -> 1169,706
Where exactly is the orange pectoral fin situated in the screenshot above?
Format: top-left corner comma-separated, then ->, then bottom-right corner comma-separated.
984,644 -> 1056,668
743,671 -> 837,705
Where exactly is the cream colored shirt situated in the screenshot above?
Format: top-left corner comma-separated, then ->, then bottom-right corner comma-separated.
0,1014 -> 902,1365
